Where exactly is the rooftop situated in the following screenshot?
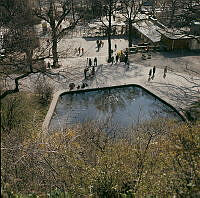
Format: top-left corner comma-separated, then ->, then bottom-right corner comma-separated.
158,29 -> 200,40
133,20 -> 161,43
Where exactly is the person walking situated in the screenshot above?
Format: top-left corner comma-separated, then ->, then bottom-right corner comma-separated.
149,69 -> 152,81
116,54 -> 119,63
96,40 -> 99,48
81,48 -> 84,55
163,66 -> 167,78
78,47 -> 81,55
94,57 -> 97,66
153,66 -> 156,77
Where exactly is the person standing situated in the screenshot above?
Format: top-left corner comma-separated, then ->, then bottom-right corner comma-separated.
101,41 -> 104,47
153,66 -> 156,77
97,42 -> 101,51
116,54 -> 119,63
89,58 -> 92,67
92,66 -> 95,76
124,55 -> 128,65
86,58 -> 89,66
114,44 -> 117,51
84,68 -> 88,79
78,47 -> 81,55
163,66 -> 167,78
94,57 -> 97,66
96,40 -> 99,48
149,69 -> 152,81
81,48 -> 84,55
111,56 -> 114,65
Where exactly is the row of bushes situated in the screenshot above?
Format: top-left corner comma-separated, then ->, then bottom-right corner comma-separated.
1,93 -> 200,197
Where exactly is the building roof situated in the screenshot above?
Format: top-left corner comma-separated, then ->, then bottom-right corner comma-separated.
158,29 -> 200,40
133,20 -> 161,43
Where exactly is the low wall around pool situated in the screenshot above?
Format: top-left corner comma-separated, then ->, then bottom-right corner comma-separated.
42,84 -> 187,132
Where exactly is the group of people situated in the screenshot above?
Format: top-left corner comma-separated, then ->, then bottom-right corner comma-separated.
148,66 -> 156,81
75,47 -> 84,56
69,82 -> 88,90
110,49 -> 129,66
148,66 -> 168,81
84,57 -> 98,79
96,40 -> 104,51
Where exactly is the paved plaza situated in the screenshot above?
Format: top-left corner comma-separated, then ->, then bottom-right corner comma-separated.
17,36 -> 200,116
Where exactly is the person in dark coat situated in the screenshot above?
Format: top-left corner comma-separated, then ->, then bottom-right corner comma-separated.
94,57 -> 97,66
116,54 -> 119,63
124,55 -> 128,65
84,68 -> 88,79
114,44 -> 117,51
149,69 -> 152,81
111,56 -> 114,65
89,58 -> 92,67
163,66 -> 167,78
153,66 -> 156,76
96,40 -> 99,47
91,66 -> 95,76
69,83 -> 75,90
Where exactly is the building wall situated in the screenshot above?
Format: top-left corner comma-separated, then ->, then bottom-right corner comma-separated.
189,39 -> 200,50
161,35 -> 190,50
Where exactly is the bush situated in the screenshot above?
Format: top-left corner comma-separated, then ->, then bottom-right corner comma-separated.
33,75 -> 53,105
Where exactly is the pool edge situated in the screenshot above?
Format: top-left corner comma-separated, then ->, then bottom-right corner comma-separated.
42,84 -> 188,132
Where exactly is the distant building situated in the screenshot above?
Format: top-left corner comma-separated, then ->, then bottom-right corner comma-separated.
158,29 -> 200,51
132,17 -> 161,46
190,21 -> 200,36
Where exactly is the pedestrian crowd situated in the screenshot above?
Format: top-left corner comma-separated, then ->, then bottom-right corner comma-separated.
96,40 -> 104,51
84,57 -> 99,80
74,47 -> 85,56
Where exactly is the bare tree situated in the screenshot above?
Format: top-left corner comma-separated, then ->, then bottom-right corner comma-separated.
34,0 -> 81,68
97,0 -> 119,61
120,0 -> 144,47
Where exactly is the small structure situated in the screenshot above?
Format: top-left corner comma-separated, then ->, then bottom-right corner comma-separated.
132,19 -> 161,46
158,29 -> 200,51
190,21 -> 200,36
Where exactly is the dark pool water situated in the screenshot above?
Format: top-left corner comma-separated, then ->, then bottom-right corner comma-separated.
49,85 -> 182,131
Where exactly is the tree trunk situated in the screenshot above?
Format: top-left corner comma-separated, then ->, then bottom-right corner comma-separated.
52,30 -> 58,67
108,2 -> 112,61
49,0 -> 58,68
128,19 -> 133,47
26,49 -> 33,72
